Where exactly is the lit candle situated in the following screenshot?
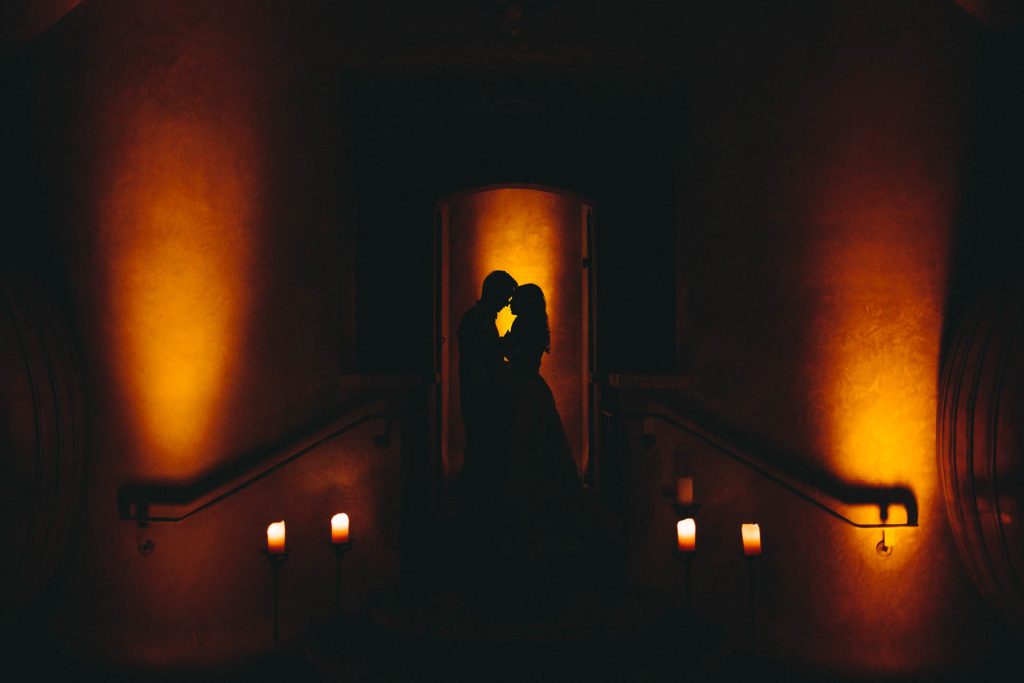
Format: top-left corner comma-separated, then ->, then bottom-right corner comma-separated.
331,513 -> 350,544
677,518 -> 696,553
267,520 -> 286,554
741,523 -> 762,556
676,477 -> 694,505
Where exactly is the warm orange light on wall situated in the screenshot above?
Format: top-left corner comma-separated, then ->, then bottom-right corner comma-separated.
814,221 -> 947,517
805,144 -> 957,672
470,189 -> 561,337
102,113 -> 257,478
446,186 -> 588,470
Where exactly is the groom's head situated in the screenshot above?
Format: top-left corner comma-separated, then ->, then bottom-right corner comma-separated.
481,270 -> 517,313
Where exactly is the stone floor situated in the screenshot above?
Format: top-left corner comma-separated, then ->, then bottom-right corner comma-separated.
8,584 -> 1024,682
306,589 -> 732,682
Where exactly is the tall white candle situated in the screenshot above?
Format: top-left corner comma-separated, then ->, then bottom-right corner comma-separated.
331,513 -> 350,544
267,520 -> 286,554
741,523 -> 762,556
677,518 -> 696,553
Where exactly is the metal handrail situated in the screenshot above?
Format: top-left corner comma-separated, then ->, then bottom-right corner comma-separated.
119,401 -> 394,523
624,403 -> 918,528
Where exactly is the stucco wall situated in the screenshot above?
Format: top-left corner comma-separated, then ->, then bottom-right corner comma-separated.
672,0 -> 1007,675
21,0 -> 368,668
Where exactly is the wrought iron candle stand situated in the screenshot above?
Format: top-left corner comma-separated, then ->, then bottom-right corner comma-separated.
672,503 -> 698,619
263,550 -> 289,649
672,502 -> 700,519
674,548 -> 695,616
746,554 -> 758,655
331,541 -> 353,616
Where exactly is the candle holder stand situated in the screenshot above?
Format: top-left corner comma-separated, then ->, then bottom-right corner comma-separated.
745,555 -> 757,655
331,541 -> 353,615
263,551 -> 289,649
674,550 -> 695,616
672,502 -> 700,519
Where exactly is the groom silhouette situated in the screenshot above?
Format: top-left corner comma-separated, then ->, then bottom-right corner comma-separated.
456,270 -> 517,539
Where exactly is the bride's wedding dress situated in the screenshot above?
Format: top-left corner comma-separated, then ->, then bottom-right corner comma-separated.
495,319 -> 603,562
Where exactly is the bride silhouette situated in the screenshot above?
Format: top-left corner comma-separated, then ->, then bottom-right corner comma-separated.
464,282 -> 617,614
497,283 -> 596,560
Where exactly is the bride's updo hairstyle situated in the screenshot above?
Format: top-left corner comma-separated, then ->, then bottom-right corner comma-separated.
511,283 -> 551,354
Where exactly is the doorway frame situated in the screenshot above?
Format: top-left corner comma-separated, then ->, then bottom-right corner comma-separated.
433,183 -> 597,492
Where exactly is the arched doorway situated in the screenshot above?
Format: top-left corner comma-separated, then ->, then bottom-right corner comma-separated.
435,185 -> 595,488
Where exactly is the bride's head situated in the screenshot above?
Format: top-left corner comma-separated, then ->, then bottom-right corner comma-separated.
510,284 -> 550,355
510,283 -> 545,318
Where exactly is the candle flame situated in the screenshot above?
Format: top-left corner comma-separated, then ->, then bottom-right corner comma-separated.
331,512 -> 350,543
266,520 -> 286,553
741,523 -> 762,556
677,518 -> 697,552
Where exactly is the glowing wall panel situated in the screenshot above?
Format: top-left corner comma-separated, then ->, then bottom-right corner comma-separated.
100,109 -> 257,479
35,1 -> 357,669
805,196 -> 954,672
443,187 -> 589,477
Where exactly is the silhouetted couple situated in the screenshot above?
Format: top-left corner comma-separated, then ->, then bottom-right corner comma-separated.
457,271 -> 614,612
